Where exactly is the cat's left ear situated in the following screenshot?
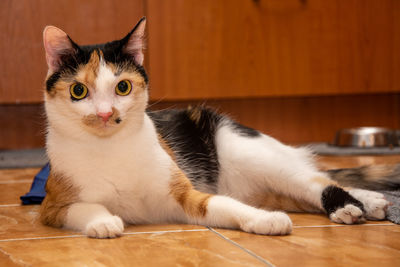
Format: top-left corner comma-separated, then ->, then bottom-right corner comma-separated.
121,17 -> 146,66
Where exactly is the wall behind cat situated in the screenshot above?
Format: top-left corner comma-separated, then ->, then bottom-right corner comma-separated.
0,0 -> 145,104
1,0 -> 399,149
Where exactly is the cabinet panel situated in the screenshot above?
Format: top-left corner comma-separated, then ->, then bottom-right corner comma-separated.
0,0 -> 144,104
147,0 -> 400,100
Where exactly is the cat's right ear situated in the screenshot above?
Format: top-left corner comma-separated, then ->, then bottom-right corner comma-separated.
43,26 -> 77,73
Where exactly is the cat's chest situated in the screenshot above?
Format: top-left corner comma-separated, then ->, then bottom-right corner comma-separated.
48,131 -> 171,201
70,146 -> 173,223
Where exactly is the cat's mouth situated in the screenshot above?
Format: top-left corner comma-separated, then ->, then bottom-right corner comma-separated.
81,109 -> 123,135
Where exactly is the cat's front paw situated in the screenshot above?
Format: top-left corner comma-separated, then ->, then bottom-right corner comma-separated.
85,215 -> 124,238
241,211 -> 292,235
349,189 -> 389,220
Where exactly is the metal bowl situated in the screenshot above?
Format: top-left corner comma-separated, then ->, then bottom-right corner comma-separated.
332,127 -> 399,147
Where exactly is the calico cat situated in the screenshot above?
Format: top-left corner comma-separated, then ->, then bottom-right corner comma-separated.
40,17 -> 398,238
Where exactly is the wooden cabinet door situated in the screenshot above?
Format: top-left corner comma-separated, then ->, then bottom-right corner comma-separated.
0,0 -> 144,104
147,0 -> 400,100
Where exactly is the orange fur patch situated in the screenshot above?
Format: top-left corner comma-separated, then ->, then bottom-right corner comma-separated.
76,50 -> 101,89
82,107 -> 120,127
47,80 -> 71,99
81,107 -> 122,137
169,166 -> 212,218
40,171 -> 80,227
161,134 -> 211,218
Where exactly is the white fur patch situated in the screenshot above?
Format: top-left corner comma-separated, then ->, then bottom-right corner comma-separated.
85,215 -> 124,238
329,204 -> 364,224
349,189 -> 388,220
93,60 -> 116,115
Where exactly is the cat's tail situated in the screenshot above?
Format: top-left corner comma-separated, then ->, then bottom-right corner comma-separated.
326,164 -> 400,190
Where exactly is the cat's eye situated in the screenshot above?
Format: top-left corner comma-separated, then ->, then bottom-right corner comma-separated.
70,83 -> 88,100
115,80 -> 132,96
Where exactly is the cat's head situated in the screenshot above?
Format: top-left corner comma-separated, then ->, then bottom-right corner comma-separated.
43,18 -> 148,138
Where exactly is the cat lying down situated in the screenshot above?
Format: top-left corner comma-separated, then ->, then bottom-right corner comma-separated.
40,17 -> 399,238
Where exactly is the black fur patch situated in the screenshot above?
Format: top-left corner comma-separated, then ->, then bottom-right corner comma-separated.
321,185 -> 364,215
230,121 -> 261,138
148,107 -> 223,190
46,72 -> 62,93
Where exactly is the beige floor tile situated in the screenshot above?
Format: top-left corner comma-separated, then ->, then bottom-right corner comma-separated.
213,225 -> 400,266
0,182 -> 31,205
0,168 -> 37,205
0,252 -> 20,267
0,230 -> 265,267
0,205 -> 74,240
0,168 -> 39,182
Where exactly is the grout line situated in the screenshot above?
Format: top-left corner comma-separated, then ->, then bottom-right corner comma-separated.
0,179 -> 33,184
0,204 -> 21,207
293,223 -> 397,229
0,228 -> 209,243
0,235 -> 86,242
123,228 -> 209,236
207,227 -> 275,267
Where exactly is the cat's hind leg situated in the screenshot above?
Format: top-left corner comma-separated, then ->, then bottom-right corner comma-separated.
214,123 -> 388,224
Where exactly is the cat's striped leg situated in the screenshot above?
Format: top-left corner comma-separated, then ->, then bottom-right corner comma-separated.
169,167 -> 292,235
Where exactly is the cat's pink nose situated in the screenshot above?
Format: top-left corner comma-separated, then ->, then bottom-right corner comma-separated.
97,111 -> 113,122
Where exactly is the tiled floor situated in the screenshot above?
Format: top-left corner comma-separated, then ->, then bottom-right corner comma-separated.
1,156 -> 400,266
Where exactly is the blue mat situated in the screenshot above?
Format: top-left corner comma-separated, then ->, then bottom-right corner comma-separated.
20,163 -> 49,205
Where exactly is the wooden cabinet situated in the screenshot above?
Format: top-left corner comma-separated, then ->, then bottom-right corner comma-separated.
1,0 -> 399,103
147,0 -> 400,100
1,0 -> 399,149
0,0 -> 144,104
